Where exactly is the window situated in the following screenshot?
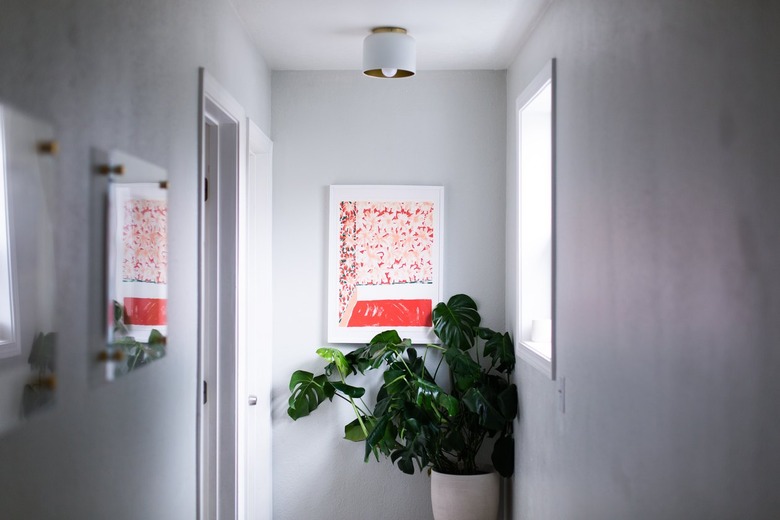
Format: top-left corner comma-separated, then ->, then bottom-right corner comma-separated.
517,59 -> 555,379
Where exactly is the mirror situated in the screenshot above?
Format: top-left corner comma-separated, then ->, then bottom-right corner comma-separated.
93,149 -> 167,382
0,103 -> 58,436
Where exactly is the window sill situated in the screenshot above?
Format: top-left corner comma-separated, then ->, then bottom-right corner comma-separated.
517,340 -> 554,380
0,338 -> 20,359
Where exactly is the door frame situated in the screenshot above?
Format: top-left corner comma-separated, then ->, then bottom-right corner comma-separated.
197,69 -> 246,520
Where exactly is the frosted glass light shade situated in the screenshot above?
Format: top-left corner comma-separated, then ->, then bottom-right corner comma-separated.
363,27 -> 416,78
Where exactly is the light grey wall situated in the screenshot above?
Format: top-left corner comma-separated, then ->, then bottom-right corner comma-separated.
271,70 -> 506,520
0,1 -> 271,518
506,1 -> 780,518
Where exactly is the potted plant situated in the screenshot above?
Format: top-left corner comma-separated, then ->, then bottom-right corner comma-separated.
287,294 -> 517,520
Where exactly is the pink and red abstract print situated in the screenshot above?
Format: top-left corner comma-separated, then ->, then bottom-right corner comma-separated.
338,200 -> 435,325
122,199 -> 168,284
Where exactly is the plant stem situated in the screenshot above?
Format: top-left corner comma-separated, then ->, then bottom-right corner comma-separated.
432,353 -> 445,380
349,397 -> 369,437
336,369 -> 371,437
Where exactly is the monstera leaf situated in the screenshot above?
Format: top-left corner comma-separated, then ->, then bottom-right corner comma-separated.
491,434 -> 515,478
462,387 -> 507,432
415,378 -> 459,417
287,370 -> 333,420
443,347 -> 481,391
317,347 -> 351,378
432,294 -> 481,350
344,415 -> 377,441
346,330 -> 409,374
481,329 -> 515,373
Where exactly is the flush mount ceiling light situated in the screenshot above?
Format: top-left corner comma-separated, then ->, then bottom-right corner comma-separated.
363,27 -> 416,79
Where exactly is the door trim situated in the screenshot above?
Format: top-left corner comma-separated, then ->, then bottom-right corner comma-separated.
197,68 -> 247,520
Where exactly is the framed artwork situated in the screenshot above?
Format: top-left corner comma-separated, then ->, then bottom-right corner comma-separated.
328,185 -> 443,344
105,178 -> 168,380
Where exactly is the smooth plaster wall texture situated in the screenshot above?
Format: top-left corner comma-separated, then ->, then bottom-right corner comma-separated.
0,1 -> 271,518
271,71 -> 506,520
506,1 -> 780,518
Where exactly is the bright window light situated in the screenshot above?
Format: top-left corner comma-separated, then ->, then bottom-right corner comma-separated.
517,59 -> 555,379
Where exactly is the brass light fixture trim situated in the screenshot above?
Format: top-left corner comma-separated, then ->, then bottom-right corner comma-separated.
372,27 -> 407,35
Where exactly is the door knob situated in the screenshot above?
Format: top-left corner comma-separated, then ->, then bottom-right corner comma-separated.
248,395 -> 258,406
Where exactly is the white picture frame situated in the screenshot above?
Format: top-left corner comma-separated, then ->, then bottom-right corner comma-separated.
327,185 -> 444,344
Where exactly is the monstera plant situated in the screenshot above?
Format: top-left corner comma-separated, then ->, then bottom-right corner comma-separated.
287,294 -> 517,477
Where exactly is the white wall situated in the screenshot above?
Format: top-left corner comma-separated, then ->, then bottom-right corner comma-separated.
0,1 -> 271,518
506,1 -> 780,518
271,71 -> 506,519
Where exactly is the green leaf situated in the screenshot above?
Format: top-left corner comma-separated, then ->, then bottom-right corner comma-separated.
491,435 -> 515,478
414,378 -> 457,416
344,415 -> 375,442
483,330 -> 515,373
393,453 -> 416,475
113,301 -> 129,336
383,369 -> 409,395
432,294 -> 481,350
127,347 -> 145,370
148,329 -> 167,346
369,332 -> 409,365
330,381 -> 365,398
369,329 -> 403,346
344,331 -> 408,374
365,414 -> 391,462
439,394 -> 460,417
443,347 -> 481,391
462,388 -> 507,432
389,418 -> 430,474
414,378 -> 442,408
497,384 -> 518,421
287,370 -> 330,420
442,427 -> 466,455
345,346 -> 372,374
316,348 -> 350,378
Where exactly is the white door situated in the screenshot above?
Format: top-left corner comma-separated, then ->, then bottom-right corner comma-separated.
240,120 -> 273,520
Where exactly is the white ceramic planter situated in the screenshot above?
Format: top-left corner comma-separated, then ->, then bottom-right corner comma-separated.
430,469 -> 500,520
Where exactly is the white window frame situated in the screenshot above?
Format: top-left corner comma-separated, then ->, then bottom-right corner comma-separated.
516,59 -> 556,380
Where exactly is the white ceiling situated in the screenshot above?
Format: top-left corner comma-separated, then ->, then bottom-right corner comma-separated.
229,0 -> 553,71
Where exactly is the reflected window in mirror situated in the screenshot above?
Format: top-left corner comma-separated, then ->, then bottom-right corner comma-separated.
0,112 -> 21,360
0,103 -> 58,436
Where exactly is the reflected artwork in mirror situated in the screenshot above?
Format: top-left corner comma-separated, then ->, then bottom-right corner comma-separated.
96,150 -> 167,381
0,102 -> 58,436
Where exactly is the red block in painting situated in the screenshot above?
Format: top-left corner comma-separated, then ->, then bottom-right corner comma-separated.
348,299 -> 432,327
124,297 -> 167,326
